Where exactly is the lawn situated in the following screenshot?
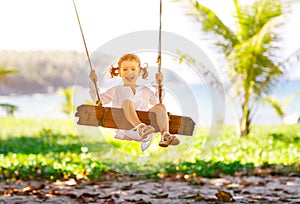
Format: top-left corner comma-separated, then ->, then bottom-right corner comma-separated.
1,117 -> 300,181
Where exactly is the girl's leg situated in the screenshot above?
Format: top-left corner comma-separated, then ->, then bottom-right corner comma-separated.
149,103 -> 169,133
121,100 -> 154,140
149,103 -> 180,147
121,99 -> 141,127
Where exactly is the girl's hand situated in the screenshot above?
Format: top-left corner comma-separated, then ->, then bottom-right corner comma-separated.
156,72 -> 164,85
89,70 -> 98,82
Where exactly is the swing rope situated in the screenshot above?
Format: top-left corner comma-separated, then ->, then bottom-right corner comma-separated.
73,0 -> 196,135
157,0 -> 163,104
73,0 -> 163,105
72,0 -> 101,105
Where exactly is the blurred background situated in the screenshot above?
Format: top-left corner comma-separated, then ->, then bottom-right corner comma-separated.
0,0 -> 299,125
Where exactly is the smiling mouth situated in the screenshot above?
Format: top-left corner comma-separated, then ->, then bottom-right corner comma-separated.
126,76 -> 134,81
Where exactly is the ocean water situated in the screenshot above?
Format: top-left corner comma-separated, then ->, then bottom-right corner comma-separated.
0,79 -> 299,125
0,93 -> 67,119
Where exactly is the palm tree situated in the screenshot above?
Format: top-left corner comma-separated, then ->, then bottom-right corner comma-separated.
59,86 -> 74,117
0,64 -> 18,117
180,0 -> 300,136
0,103 -> 18,117
0,64 -> 17,81
263,92 -> 300,124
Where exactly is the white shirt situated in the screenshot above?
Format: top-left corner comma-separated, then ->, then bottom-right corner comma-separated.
89,83 -> 159,110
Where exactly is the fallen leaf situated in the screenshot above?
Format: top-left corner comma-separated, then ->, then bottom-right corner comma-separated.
134,190 -> 147,194
124,198 -> 151,204
257,181 -> 266,186
23,186 -> 34,193
180,194 -> 199,199
194,193 -> 205,201
65,193 -> 77,199
98,194 -> 112,199
65,179 -> 77,186
206,197 -> 218,202
34,192 -> 47,199
152,193 -> 168,199
121,183 -> 133,190
226,183 -> 241,189
215,190 -> 234,202
266,193 -> 279,197
79,192 -> 99,198
36,184 -> 45,190
249,195 -> 261,199
278,197 -> 290,202
48,190 -> 63,196
286,181 -> 299,186
106,199 -> 116,204
188,177 -> 206,185
240,180 -> 254,187
99,184 -> 113,189
242,190 -> 251,194
283,189 -> 294,194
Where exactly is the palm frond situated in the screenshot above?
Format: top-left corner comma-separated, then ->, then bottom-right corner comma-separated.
0,68 -> 18,81
59,87 -> 74,117
279,48 -> 300,69
282,92 -> 300,112
189,0 -> 238,54
232,0 -> 283,48
263,96 -> 284,116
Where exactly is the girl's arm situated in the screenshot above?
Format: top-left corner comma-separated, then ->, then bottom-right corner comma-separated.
89,70 -> 113,105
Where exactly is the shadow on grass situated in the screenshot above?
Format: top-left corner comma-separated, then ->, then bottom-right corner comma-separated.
0,128 -> 116,155
1,126 -> 300,181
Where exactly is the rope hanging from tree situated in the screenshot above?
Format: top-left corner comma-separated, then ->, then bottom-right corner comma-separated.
72,0 -> 101,106
73,0 -> 164,106
157,0 -> 163,104
73,0 -> 195,136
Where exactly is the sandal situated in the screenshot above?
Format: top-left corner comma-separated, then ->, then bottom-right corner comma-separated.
159,132 -> 180,147
125,123 -> 154,141
137,123 -> 155,139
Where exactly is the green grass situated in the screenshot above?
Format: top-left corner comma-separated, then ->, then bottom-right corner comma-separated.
0,117 -> 300,181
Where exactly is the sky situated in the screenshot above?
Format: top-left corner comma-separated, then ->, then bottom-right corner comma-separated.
0,0 -> 299,122
0,0 -> 299,78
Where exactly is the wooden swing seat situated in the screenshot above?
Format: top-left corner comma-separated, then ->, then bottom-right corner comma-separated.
75,104 -> 195,136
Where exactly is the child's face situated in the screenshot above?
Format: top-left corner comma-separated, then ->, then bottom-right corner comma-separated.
120,60 -> 140,86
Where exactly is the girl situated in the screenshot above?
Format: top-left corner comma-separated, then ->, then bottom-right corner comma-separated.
89,53 -> 179,151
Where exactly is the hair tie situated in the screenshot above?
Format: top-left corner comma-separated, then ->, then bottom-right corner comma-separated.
140,63 -> 149,79
110,66 -> 119,78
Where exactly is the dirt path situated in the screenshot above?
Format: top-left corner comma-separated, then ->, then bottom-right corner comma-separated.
1,176 -> 300,203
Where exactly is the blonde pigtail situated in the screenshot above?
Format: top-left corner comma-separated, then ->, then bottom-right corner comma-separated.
109,66 -> 119,78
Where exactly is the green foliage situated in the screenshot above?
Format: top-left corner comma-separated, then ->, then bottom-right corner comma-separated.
182,0 -> 300,136
165,160 -> 255,178
0,118 -> 108,181
263,92 -> 300,123
205,125 -> 300,165
0,103 -> 18,117
0,118 -> 300,181
0,64 -> 18,81
59,86 -> 74,117
0,50 -> 84,95
0,50 -> 115,95
0,64 -> 19,116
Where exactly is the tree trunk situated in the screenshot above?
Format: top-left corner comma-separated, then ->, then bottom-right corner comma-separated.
240,101 -> 250,137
